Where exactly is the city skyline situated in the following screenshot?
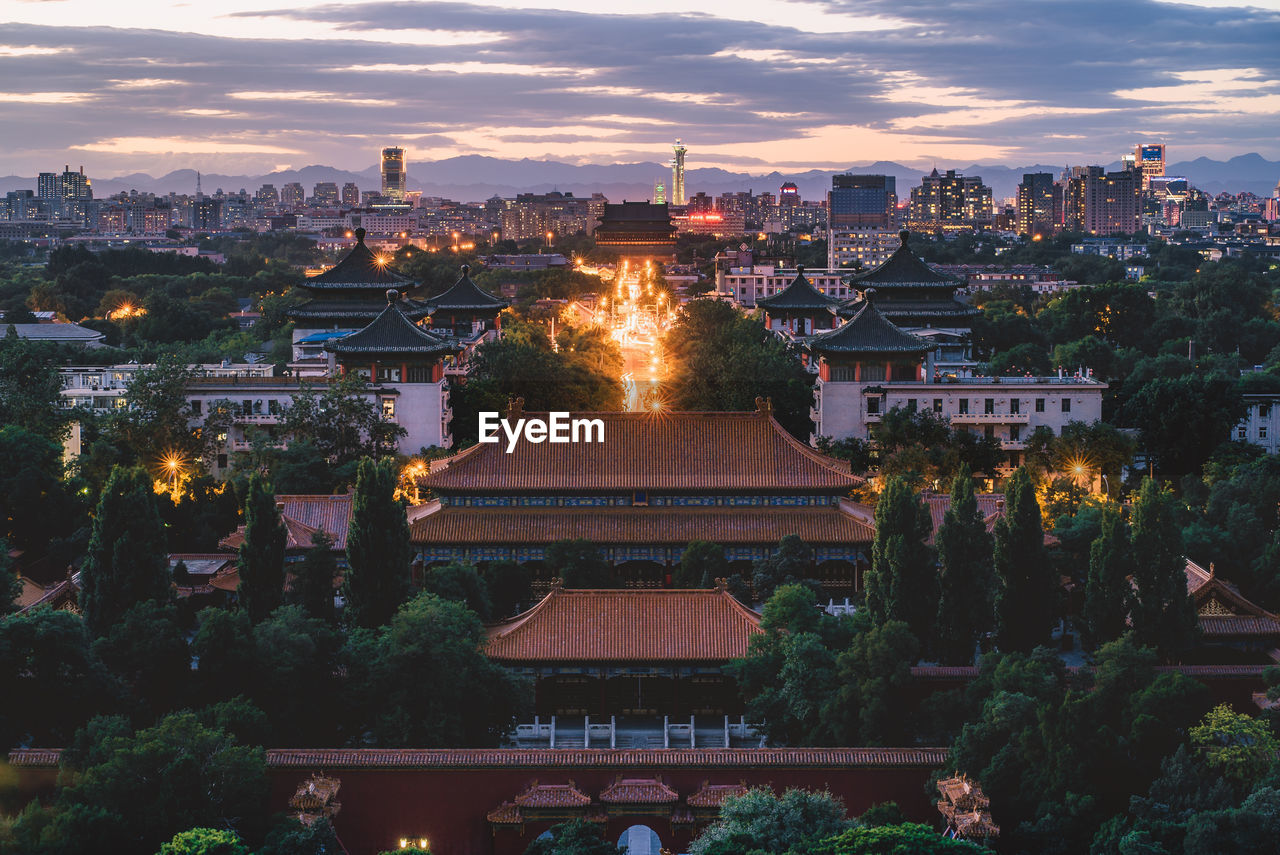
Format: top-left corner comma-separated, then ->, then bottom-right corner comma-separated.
1,0 -> 1279,178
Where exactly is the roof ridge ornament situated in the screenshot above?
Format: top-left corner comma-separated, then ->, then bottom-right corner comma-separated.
386,288 -> 400,304
505,396 -> 525,420
755,397 -> 773,416
355,227 -> 366,244
899,229 -> 910,245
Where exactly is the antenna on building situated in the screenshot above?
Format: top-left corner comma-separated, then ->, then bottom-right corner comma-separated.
196,171 -> 203,201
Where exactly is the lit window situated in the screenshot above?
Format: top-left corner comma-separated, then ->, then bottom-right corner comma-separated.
382,397 -> 396,418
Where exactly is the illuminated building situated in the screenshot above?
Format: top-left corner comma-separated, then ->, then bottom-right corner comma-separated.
907,169 -> 992,231
756,267 -> 839,335
500,192 -> 592,241
593,201 -> 677,260
280,182 -> 305,208
1134,143 -> 1165,189
341,182 -> 360,206
1063,167 -> 1141,235
827,229 -> 900,271
653,181 -> 665,205
670,210 -> 745,236
37,164 -> 92,221
424,264 -> 510,337
1015,172 -> 1061,238
381,146 -> 407,202
256,184 -> 279,205
828,174 -> 895,229
312,182 -> 339,206
779,182 -> 800,208
670,139 -> 687,206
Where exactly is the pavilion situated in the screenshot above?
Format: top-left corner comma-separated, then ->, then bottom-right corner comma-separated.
424,263 -> 510,338
755,266 -> 840,336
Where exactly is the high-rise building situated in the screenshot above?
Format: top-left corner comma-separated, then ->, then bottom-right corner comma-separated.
779,182 -> 800,208
1064,167 -> 1141,235
907,169 -> 992,230
1016,173 -> 1060,238
828,174 -> 896,228
256,184 -> 279,205
381,147 -> 407,202
670,139 -> 687,206
1133,143 -> 1165,189
280,182 -> 305,209
341,182 -> 360,206
312,182 -> 340,206
37,165 -> 93,220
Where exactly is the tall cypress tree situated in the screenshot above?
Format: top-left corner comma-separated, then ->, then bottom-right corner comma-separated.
344,457 -> 411,628
237,474 -> 286,623
866,475 -> 936,645
994,466 -> 1055,652
289,530 -> 337,624
81,465 -> 170,636
935,464 -> 996,665
1130,478 -> 1198,660
1082,506 -> 1136,650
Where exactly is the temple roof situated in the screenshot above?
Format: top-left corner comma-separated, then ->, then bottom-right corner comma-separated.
806,298 -> 931,356
484,588 -> 762,663
426,265 -> 510,312
423,408 -> 857,494
1186,559 -> 1280,638
302,228 -> 415,290
410,504 -> 875,546
845,231 -> 958,288
514,783 -> 592,808
687,782 -> 749,808
756,266 -> 839,312
289,297 -> 432,323
599,777 -> 679,805
220,493 -> 353,552
325,295 -> 458,357
838,298 -> 979,320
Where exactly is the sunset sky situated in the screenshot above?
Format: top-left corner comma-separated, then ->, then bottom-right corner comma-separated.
1,0 -> 1279,177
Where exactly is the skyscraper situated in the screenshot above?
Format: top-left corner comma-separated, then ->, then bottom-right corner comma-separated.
670,140 -> 687,206
1133,143 -> 1165,189
1064,166 -> 1141,235
828,174 -> 896,228
907,169 -> 992,229
341,182 -> 360,206
1016,173 -> 1060,237
381,147 -> 407,202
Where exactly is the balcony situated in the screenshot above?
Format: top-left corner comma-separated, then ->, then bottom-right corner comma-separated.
233,412 -> 282,424
1000,439 -> 1028,450
950,412 -> 1032,425
864,412 -> 883,422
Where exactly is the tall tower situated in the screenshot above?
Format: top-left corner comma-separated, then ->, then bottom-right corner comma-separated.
1133,143 -> 1165,189
670,139 -> 687,206
381,147 -> 407,202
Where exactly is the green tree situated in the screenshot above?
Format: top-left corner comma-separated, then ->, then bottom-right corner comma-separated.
827,620 -> 921,746
92,601 -> 190,721
1082,507 -> 1135,650
257,817 -> 341,855
1189,705 -> 1280,790
287,531 -> 337,623
812,824 -> 986,854
344,458 -> 412,628
251,605 -> 341,746
0,540 -> 19,615
523,818 -> 620,855
341,593 -> 530,746
237,474 -> 286,624
482,560 -> 532,619
281,374 -> 407,465
191,607 -> 255,704
546,538 -> 617,588
866,476 -> 935,645
689,787 -> 853,855
677,540 -> 728,587
0,424 -> 80,553
81,465 -> 171,636
1129,478 -> 1198,661
993,467 -> 1055,652
423,562 -> 493,620
0,331 -> 68,439
752,535 -> 818,603
934,465 -> 995,665
157,827 -> 250,855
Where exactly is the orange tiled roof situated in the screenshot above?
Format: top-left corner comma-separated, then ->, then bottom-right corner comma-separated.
687,782 -> 749,808
514,782 -> 592,808
1186,559 -> 1280,638
10,747 -> 953,770
487,802 -> 523,824
410,504 -> 874,546
484,588 -> 762,663
219,493 -> 353,552
423,410 -> 857,493
920,492 -> 1059,547
599,777 -> 679,804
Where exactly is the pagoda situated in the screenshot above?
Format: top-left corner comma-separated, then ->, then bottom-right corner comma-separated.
593,201 -> 677,260
424,263 -> 509,338
755,265 -> 839,335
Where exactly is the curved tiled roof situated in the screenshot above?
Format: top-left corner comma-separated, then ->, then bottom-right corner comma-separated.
846,231 -> 957,288
426,265 -> 510,312
484,588 -> 763,663
687,782 -> 749,807
11,746 -> 953,770
514,782 -> 592,808
303,228 -> 415,290
599,777 -> 678,804
486,802 -> 523,824
220,493 -> 353,551
838,298 -> 978,321
325,297 -> 458,356
806,299 -> 931,356
289,297 -> 432,323
410,505 -> 875,546
756,267 -> 838,312
424,410 -> 857,493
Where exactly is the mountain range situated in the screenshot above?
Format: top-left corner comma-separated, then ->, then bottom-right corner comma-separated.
2,154 -> 1277,205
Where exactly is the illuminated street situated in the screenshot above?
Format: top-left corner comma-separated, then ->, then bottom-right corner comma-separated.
580,259 -> 671,412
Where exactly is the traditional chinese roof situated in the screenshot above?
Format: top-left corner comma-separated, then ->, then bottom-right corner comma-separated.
806,298 -> 931,357
410,504 -> 875,546
220,494 -> 354,552
288,297 -> 432,324
16,577 -> 80,614
484,588 -> 762,663
686,782 -> 749,808
756,266 -> 839,312
1186,559 -> 1280,638
514,782 -> 592,808
302,228 -> 415,290
423,408 -> 857,494
839,298 -> 979,321
486,802 -> 524,824
425,265 -> 509,313
846,231 -> 958,288
599,777 -> 679,805
325,294 -> 458,357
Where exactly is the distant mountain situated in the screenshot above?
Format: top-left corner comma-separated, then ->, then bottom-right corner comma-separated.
2,154 -> 1275,203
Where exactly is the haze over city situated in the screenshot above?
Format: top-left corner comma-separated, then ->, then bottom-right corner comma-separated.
2,0 -> 1280,177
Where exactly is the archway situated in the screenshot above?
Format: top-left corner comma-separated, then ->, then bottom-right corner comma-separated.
618,824 -> 662,855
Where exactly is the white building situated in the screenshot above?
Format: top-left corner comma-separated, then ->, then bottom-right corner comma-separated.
718,264 -> 850,307
828,228 -> 900,271
1237,393 -> 1280,454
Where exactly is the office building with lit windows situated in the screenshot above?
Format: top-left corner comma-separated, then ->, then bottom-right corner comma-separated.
381,147 -> 407,202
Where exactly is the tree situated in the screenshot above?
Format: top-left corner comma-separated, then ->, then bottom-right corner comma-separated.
191,607 -> 256,704
344,458 -> 412,628
258,817 -> 342,855
676,540 -> 728,587
751,535 -> 817,603
934,465 -> 996,665
423,562 -> 492,620
828,620 -> 921,746
523,818 -> 620,855
482,560 -> 532,619
1189,705 -> 1280,790
0,331 -> 69,439
92,601 -> 190,721
158,828 -> 250,855
341,593 -> 530,747
237,474 -> 286,624
281,374 -> 407,466
0,540 -> 19,615
993,467 -> 1055,653
81,465 -> 171,636
812,825 -> 986,854
546,539 -> 617,588
1082,507 -> 1135,650
0,424 -> 80,553
866,476 -> 935,645
689,787 -> 853,855
288,531 -> 337,623
251,605 -> 341,746
1129,478 -> 1198,661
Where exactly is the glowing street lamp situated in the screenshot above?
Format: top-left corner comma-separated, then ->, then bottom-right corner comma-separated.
160,451 -> 186,495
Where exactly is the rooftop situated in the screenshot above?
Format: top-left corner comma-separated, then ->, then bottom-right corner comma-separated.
425,265 -> 510,312
220,493 -> 354,552
301,228 -> 415,290
807,298 -> 932,356
756,266 -> 839,312
845,231 -> 958,288
325,294 -> 458,357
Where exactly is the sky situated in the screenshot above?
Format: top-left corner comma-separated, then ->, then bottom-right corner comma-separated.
1,0 -> 1279,178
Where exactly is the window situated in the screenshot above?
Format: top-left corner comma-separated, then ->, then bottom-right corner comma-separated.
381,397 -> 396,418
1238,426 -> 1247,439
1010,425 -> 1021,441
867,397 -> 880,414
861,364 -> 886,381
268,399 -> 280,415
190,399 -> 202,415
1035,398 -> 1046,412
1010,398 -> 1020,414
407,365 -> 432,383
933,398 -> 943,413
1062,398 -> 1071,413
906,399 -> 917,413
958,399 -> 969,414
1261,404 -> 1272,418
984,398 -> 995,414
1261,426 -> 1269,440
984,425 -> 995,439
